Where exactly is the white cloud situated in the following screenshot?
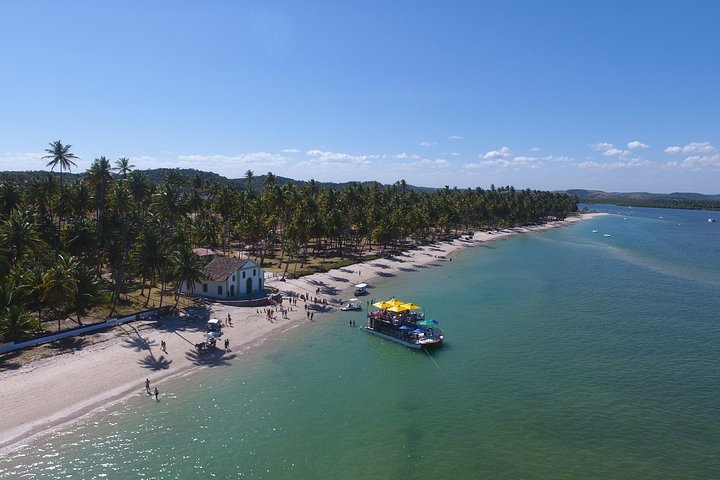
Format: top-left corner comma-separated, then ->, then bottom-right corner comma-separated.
466,147 -> 541,169
590,142 -> 635,159
542,155 -> 574,163
305,149 -> 374,166
628,140 -> 649,150
577,158 -> 650,169
177,152 -> 286,168
603,148 -> 625,157
395,154 -> 450,169
683,142 -> 716,154
590,142 -> 615,152
0,152 -> 43,170
666,154 -> 720,170
448,135 -> 462,140
663,142 -> 720,171
419,158 -> 450,167
127,155 -> 157,168
530,147 -> 541,152
419,141 -> 436,147
665,141 -> 716,155
281,148 -> 301,153
482,146 -> 512,160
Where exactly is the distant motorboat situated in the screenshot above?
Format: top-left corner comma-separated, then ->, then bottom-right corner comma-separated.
709,218 -> 716,223
592,229 -> 598,233
603,233 -> 611,237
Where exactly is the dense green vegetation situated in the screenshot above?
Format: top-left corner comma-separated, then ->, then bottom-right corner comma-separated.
569,189 -> 720,211
0,141 -> 578,342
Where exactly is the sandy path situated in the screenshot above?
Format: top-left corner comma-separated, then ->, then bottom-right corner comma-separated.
0,214 -> 602,453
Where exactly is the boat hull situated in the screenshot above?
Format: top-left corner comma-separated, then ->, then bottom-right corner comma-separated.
361,327 -> 443,350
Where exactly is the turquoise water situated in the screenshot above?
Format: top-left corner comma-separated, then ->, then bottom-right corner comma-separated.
2,207 -> 719,479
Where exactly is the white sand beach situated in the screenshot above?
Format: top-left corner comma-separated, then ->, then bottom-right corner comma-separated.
0,214 -> 603,453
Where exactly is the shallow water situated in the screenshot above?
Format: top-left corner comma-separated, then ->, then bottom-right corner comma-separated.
2,206 -> 719,479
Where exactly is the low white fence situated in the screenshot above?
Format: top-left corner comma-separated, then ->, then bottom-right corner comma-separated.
0,310 -> 158,354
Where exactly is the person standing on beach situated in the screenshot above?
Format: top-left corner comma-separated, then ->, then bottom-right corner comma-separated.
145,378 -> 151,394
154,387 -> 159,401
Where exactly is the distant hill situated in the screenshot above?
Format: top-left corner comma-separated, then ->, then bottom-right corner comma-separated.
566,189 -> 720,210
0,168 -> 437,193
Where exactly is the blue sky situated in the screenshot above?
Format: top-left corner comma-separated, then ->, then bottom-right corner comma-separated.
1,1 -> 719,194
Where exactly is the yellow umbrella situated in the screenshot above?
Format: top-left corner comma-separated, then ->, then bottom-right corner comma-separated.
372,298 -> 405,309
400,302 -> 422,310
386,304 -> 409,313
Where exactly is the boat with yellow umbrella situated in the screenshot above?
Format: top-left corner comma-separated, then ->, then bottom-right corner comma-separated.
363,298 -> 443,350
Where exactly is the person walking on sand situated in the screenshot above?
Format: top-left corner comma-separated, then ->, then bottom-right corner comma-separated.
145,378 -> 151,394
154,387 -> 159,401
224,338 -> 229,351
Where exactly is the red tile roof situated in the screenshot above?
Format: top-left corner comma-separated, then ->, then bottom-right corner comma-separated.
202,256 -> 250,282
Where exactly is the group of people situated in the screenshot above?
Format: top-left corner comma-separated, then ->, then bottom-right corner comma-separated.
145,378 -> 160,401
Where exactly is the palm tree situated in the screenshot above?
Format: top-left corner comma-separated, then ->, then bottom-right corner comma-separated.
86,156 -> 114,276
106,182 -> 133,312
171,243 -> 204,306
64,216 -> 95,261
152,172 -> 188,307
244,169 -> 255,191
114,157 -> 135,179
26,175 -> 58,245
0,304 -> 38,342
0,181 -> 22,218
41,254 -> 80,328
131,228 -> 164,305
0,209 -> 43,266
213,185 -> 236,255
71,263 -> 99,325
42,140 -> 79,231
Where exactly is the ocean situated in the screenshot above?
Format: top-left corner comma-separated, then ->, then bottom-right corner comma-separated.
2,206 -> 719,479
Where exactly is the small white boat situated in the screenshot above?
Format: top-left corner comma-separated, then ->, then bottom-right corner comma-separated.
592,229 -> 598,233
354,283 -> 369,296
603,233 -> 611,237
341,298 -> 362,311
709,218 -> 716,223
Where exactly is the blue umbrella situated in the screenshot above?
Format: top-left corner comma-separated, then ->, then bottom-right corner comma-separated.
399,325 -> 412,330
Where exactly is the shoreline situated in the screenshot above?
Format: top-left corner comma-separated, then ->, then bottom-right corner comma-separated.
0,213 -> 604,454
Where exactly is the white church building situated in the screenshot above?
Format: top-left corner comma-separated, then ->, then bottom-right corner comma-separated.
182,255 -> 264,300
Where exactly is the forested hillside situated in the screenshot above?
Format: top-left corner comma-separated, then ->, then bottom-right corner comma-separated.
568,189 -> 720,210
